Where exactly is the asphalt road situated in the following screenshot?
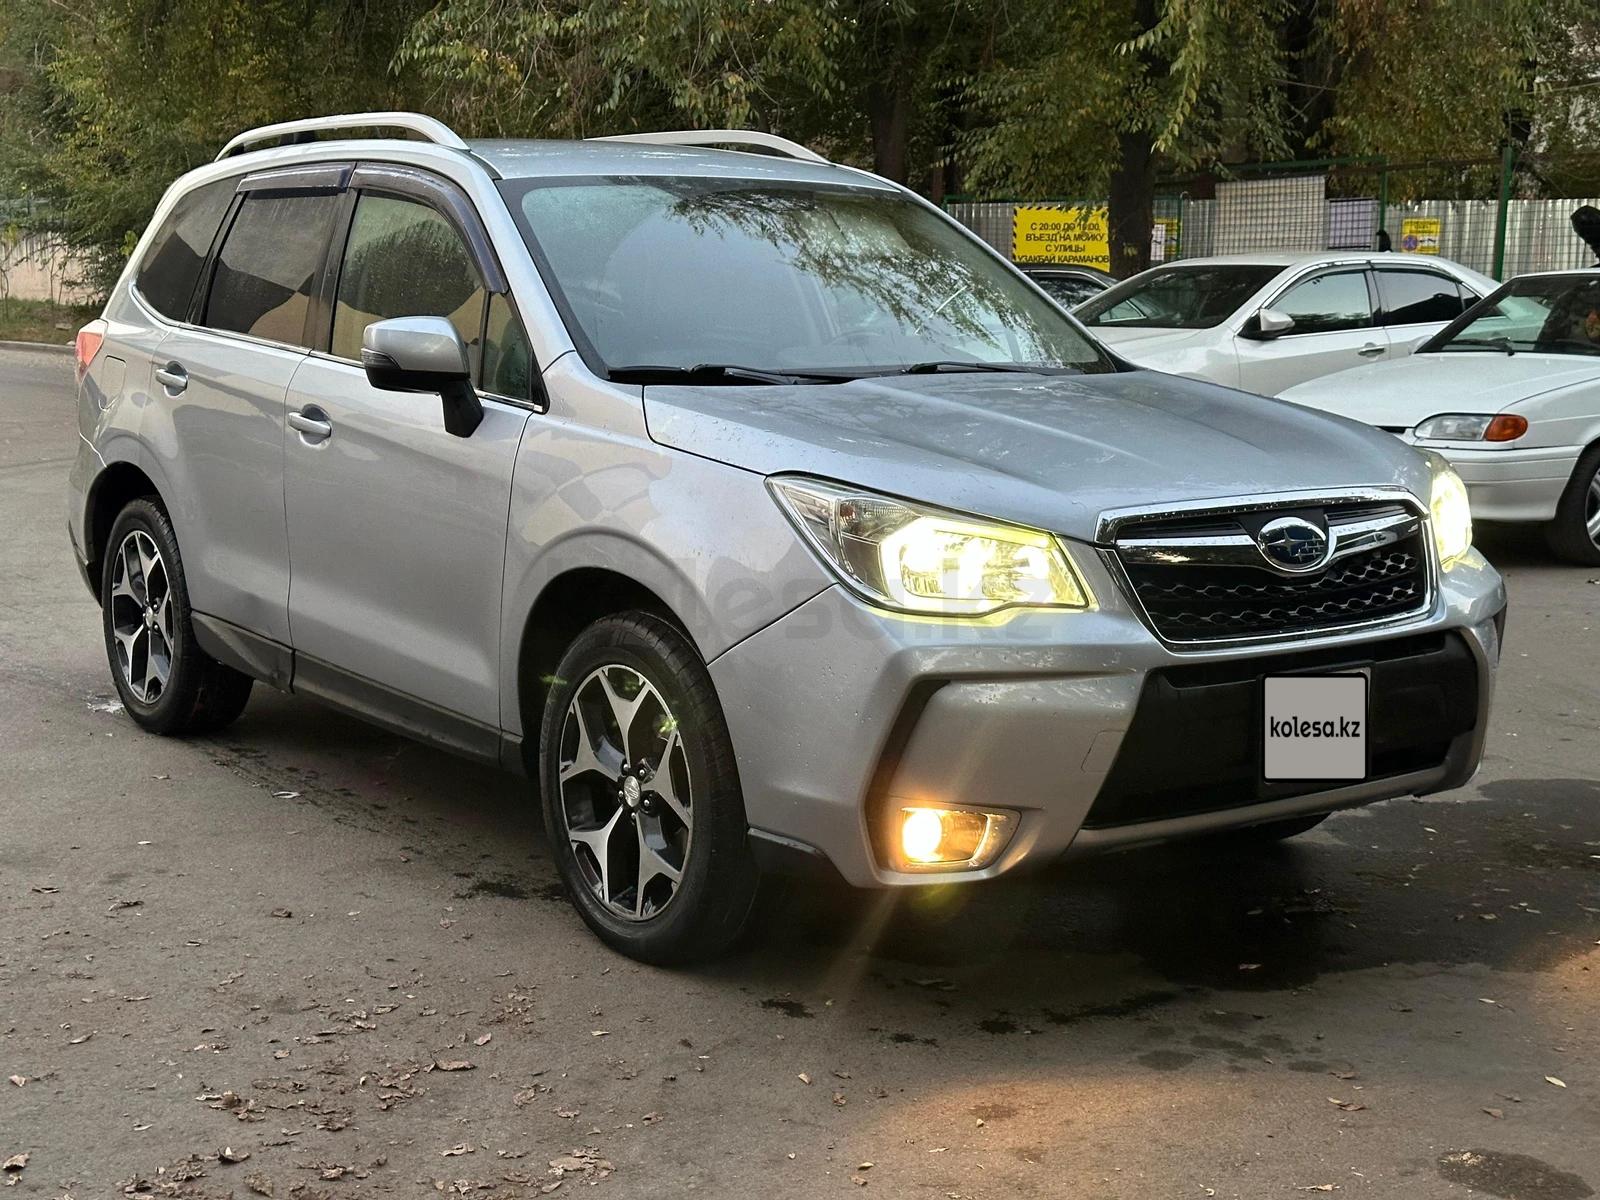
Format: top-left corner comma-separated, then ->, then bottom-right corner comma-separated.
2,344 -> 1597,1199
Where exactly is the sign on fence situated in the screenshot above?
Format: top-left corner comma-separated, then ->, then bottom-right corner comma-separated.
1400,216 -> 1441,254
1012,205 -> 1110,269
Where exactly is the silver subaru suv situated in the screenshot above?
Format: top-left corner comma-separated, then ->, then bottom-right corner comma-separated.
68,113 -> 1507,962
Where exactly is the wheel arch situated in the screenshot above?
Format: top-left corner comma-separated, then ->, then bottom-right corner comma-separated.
84,460 -> 164,600
513,566 -> 692,771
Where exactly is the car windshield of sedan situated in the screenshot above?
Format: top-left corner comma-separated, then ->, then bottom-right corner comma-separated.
1076,263 -> 1282,329
500,176 -> 1114,380
1427,273 -> 1600,357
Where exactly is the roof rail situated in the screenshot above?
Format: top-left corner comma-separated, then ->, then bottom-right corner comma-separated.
587,129 -> 829,165
215,112 -> 469,161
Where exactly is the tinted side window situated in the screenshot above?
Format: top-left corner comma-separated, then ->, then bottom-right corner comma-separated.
136,178 -> 237,320
1273,271 -> 1372,334
331,194 -> 485,365
1377,271 -> 1469,326
205,192 -> 339,346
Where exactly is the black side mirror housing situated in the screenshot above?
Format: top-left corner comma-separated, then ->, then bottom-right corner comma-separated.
361,316 -> 483,438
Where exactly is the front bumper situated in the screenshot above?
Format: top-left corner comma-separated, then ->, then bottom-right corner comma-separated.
1404,440 -> 1580,523
710,546 -> 1505,888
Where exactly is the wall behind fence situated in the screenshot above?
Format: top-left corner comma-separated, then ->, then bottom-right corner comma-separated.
1,234 -> 95,305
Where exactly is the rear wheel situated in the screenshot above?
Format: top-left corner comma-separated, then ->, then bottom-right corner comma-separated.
101,499 -> 253,735
1544,445 -> 1600,565
539,612 -> 760,964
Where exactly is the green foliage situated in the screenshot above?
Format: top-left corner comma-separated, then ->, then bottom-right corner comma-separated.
0,0 -> 429,293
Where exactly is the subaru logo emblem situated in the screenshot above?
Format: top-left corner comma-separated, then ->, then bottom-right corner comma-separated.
1257,516 -> 1332,573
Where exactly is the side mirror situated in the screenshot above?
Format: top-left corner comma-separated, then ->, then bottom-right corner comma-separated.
1247,308 -> 1296,340
361,316 -> 483,438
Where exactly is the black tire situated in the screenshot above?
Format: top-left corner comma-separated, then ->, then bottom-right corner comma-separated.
100,498 -> 253,735
539,612 -> 760,964
1211,812 -> 1330,845
1544,444 -> 1600,565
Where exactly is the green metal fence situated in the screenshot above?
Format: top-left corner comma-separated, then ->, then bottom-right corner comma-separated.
948,149 -> 1600,281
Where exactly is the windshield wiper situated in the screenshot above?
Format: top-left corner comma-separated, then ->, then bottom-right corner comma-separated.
607,363 -> 846,386
890,360 -> 1070,376
1443,336 -> 1516,356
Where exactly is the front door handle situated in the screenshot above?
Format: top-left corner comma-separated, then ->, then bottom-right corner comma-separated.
288,408 -> 333,441
1358,343 -> 1387,357
154,362 -> 188,392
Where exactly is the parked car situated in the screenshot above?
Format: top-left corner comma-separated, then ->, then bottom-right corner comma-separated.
1023,264 -> 1116,308
70,114 -> 1506,964
1076,252 -> 1496,394
1281,270 -> 1600,563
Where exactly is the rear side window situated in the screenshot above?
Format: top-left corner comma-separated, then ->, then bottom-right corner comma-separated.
331,194 -> 486,364
205,192 -> 339,347
1376,270 -> 1470,326
135,178 -> 236,321
1272,270 -> 1372,334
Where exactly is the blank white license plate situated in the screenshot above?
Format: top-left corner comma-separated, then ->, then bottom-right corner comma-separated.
1262,674 -> 1369,782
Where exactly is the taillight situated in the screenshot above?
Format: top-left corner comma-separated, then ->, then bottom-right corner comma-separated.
75,320 -> 107,384
1484,414 -> 1529,442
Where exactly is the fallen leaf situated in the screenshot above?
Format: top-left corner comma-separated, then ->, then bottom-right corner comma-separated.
6,1077 -> 23,1088
590,1030 -> 609,1038
270,908 -> 292,919
1482,1107 -> 1504,1119
1238,963 -> 1262,972
1328,1069 -> 1357,1081
219,1147 -> 250,1163
1327,1098 -> 1366,1112
851,1177 -> 868,1187
475,1034 -> 492,1047
442,1144 -> 473,1157
1546,1076 -> 1567,1088
1,1155 -> 25,1172
1294,1187 -> 1338,1194
555,1109 -> 578,1120
434,1060 -> 475,1072
271,790 -> 300,799
797,1073 -> 812,1085
68,1031 -> 93,1045
107,899 -> 142,912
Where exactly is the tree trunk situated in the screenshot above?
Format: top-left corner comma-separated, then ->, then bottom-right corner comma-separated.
1107,129 -> 1155,279
867,79 -> 911,183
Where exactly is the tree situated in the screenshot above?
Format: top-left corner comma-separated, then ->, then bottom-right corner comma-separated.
0,0 -> 428,292
960,0 -> 1291,276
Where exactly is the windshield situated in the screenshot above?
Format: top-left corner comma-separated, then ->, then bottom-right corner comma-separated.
500,176 -> 1113,379
1077,264 -> 1282,329
1423,273 -> 1600,357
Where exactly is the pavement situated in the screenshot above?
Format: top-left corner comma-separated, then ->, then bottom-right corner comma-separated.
1,343 -> 1596,1199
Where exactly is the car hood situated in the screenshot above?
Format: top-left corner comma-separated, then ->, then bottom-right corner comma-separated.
644,370 -> 1430,542
1280,353 -> 1600,426
1086,326 -> 1214,359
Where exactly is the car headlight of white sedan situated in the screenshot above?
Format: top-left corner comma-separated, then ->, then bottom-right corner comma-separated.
1413,412 -> 1528,442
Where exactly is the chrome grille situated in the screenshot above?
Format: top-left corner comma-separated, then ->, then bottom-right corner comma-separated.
1109,499 -> 1433,644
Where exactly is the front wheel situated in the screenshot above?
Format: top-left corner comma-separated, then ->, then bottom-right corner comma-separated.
1544,445 -> 1600,565
539,612 -> 760,964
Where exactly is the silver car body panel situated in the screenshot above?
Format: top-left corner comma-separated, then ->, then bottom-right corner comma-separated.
69,128 -> 1508,891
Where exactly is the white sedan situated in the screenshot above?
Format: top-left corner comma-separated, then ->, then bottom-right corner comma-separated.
1281,270 -> 1600,563
1076,252 -> 1497,395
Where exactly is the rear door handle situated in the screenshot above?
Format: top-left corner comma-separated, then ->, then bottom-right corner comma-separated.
1358,343 -> 1387,357
288,408 -> 333,441
154,362 -> 188,392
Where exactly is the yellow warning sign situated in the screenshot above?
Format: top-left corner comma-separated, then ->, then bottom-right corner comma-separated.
1012,206 -> 1110,269
1400,216 -> 1441,255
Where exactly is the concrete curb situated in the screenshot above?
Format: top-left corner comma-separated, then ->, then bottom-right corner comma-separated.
0,338 -> 75,356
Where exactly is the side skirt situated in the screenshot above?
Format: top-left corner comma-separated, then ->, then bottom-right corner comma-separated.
190,612 -> 511,770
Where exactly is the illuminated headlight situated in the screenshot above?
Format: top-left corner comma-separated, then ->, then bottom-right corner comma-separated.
1414,413 -> 1528,442
1422,451 -> 1473,568
894,805 -> 1015,871
769,476 -> 1092,616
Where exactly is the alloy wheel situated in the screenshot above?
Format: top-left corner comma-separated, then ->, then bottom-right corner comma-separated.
109,530 -> 174,704
558,665 -> 692,922
1586,463 -> 1600,549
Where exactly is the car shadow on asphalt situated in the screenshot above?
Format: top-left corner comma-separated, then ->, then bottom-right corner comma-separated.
224,685 -> 1599,1021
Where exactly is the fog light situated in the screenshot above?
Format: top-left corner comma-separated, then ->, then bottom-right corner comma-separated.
894,805 -> 1015,872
